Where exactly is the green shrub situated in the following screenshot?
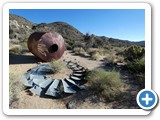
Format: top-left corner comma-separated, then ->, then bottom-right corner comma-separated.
124,45 -> 145,61
136,74 -> 145,89
126,59 -> 145,74
86,69 -> 122,101
116,56 -> 125,63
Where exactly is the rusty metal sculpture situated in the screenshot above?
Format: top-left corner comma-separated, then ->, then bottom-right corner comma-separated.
28,32 -> 65,62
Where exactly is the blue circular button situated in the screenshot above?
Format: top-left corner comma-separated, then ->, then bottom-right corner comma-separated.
136,89 -> 158,110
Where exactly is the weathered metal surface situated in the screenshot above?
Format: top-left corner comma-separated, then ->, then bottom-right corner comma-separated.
45,79 -> 62,97
22,60 -> 87,98
39,78 -> 53,88
28,32 -> 65,62
62,80 -> 76,94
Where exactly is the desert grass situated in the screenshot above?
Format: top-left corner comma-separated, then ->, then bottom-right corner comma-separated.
9,40 -> 29,55
50,59 -> 67,73
73,47 -> 87,56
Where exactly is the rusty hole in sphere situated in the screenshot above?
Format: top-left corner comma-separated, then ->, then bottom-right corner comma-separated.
49,44 -> 58,53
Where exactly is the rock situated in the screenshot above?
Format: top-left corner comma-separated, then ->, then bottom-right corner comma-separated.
66,100 -> 77,109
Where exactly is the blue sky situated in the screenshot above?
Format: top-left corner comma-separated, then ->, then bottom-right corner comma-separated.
9,9 -> 145,41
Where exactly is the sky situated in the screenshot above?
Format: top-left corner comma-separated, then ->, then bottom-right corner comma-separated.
9,9 -> 145,42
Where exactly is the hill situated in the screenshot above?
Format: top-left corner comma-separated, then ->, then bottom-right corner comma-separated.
9,14 -> 35,41
9,14 -> 35,28
9,14 -> 145,48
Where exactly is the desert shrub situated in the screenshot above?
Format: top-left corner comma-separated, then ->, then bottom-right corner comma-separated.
116,56 -> 125,63
124,45 -> 145,61
125,59 -> 145,74
9,43 -> 29,55
123,45 -> 145,74
92,37 -> 107,48
50,60 -> 67,73
90,52 -> 100,60
84,32 -> 91,41
20,41 -> 29,52
64,39 -> 75,50
123,46 -> 145,89
9,73 -> 24,106
88,48 -> 111,56
103,54 -> 118,65
87,49 -> 99,60
103,57 -> 114,64
87,48 -> 98,55
65,39 -> 75,50
99,49 -> 111,56
136,74 -> 145,89
9,45 -> 23,55
86,69 -> 122,101
73,41 -> 85,49
10,39 -> 20,44
73,47 -> 86,56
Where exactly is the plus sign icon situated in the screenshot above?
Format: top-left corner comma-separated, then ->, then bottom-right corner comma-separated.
137,89 -> 158,110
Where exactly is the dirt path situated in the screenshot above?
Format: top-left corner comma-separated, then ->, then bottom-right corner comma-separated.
9,50 -> 104,109
62,50 -> 103,70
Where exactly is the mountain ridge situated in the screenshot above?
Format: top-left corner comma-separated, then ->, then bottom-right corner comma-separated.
9,14 -> 145,47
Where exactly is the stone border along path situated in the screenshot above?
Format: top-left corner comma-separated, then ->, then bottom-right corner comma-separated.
21,60 -> 87,98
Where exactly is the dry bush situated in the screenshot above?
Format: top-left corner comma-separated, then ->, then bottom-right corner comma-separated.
86,69 -> 122,101
50,59 -> 67,73
9,73 -> 24,106
103,54 -> 118,64
9,45 -> 23,55
9,41 -> 29,55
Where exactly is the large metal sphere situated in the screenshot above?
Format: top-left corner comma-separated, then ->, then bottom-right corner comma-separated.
28,32 -> 65,62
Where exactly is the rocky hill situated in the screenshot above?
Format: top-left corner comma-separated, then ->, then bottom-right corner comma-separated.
9,14 -> 35,41
9,14 -> 144,48
32,22 -> 83,39
10,14 -> 35,28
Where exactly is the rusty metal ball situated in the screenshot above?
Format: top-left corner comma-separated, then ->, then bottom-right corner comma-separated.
28,32 -> 65,62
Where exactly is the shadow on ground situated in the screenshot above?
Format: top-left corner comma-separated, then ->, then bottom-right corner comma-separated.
9,54 -> 39,64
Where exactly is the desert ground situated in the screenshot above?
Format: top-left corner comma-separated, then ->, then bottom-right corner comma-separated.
9,50 -> 140,109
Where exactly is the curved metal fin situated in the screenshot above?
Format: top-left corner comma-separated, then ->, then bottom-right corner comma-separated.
45,79 -> 61,97
65,78 -> 85,90
72,67 -> 83,71
62,79 -> 76,93
73,69 -> 86,73
21,73 -> 33,87
39,78 -> 53,88
72,73 -> 84,77
29,85 -> 42,96
70,75 -> 82,81
32,75 -> 46,86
